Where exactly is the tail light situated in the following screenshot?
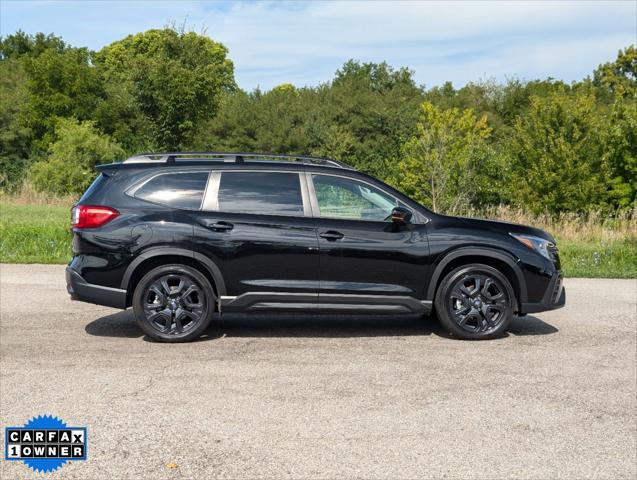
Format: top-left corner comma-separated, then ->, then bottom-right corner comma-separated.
71,205 -> 119,229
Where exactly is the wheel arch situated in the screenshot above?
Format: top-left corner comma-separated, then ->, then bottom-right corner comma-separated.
427,247 -> 527,310
121,248 -> 226,308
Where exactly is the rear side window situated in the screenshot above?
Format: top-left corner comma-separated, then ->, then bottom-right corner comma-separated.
135,172 -> 209,209
218,172 -> 304,216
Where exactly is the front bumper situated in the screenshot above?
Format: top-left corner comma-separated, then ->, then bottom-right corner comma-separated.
66,267 -> 127,309
520,272 -> 565,314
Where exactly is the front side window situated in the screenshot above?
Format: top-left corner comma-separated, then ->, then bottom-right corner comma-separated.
135,171 -> 209,209
312,174 -> 397,221
217,172 -> 304,216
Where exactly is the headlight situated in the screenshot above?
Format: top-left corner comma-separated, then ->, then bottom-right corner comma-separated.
510,233 -> 554,260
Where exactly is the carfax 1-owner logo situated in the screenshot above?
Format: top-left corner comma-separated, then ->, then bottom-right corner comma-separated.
4,415 -> 87,473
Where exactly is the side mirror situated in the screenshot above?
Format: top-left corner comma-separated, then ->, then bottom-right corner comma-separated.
391,206 -> 413,224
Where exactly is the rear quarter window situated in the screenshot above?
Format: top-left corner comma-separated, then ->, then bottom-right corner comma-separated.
78,173 -> 109,204
134,171 -> 209,209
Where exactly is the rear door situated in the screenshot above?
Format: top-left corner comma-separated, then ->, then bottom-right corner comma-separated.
192,169 -> 320,310
307,172 -> 430,312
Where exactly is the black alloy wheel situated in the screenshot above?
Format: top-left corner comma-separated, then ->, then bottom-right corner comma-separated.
435,264 -> 514,339
133,264 -> 215,342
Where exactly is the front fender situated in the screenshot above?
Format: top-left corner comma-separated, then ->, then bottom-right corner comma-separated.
425,246 -> 527,305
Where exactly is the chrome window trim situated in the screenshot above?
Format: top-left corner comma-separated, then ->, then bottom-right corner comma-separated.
202,171 -> 221,211
126,170 -> 212,211
299,171 -> 313,217
306,172 -> 429,224
304,171 -> 320,217
202,170 -> 312,218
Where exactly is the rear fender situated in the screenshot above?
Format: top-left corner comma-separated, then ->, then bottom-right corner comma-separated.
121,247 -> 226,296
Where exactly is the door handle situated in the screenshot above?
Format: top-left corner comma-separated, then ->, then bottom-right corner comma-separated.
319,230 -> 344,241
199,219 -> 234,231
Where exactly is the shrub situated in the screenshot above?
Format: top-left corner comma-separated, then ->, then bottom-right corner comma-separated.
28,118 -> 124,195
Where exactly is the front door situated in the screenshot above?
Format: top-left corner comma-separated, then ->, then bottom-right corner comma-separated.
308,173 -> 430,313
193,169 -> 319,310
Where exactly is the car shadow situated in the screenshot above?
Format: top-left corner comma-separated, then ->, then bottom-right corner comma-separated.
207,313 -> 440,339
508,314 -> 559,336
84,310 -> 144,338
85,310 -> 558,341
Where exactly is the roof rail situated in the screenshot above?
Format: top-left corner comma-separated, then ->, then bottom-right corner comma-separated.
123,152 -> 356,170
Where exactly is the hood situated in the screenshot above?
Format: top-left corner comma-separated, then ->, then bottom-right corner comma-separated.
446,215 -> 556,243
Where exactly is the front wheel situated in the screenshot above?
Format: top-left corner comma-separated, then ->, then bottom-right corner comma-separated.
434,264 -> 514,340
132,264 -> 216,342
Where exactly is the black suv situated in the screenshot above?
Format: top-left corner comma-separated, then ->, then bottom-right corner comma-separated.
66,152 -> 565,342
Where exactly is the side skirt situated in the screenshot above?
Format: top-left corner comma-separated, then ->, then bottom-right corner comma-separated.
220,292 -> 432,314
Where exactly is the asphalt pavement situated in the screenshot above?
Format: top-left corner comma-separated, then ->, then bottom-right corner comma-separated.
1,264 -> 635,479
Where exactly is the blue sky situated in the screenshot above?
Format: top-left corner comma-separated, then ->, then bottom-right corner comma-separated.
2,1 -> 635,91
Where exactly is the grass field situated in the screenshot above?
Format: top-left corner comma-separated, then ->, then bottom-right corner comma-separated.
1,199 -> 635,277
0,203 -> 72,263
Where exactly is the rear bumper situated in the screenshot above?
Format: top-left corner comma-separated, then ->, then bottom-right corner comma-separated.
66,267 -> 127,309
520,272 -> 565,314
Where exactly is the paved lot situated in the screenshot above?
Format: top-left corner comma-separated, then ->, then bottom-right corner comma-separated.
0,264 -> 635,479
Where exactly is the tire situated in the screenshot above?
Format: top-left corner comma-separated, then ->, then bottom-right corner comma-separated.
434,263 -> 514,340
132,264 -> 216,342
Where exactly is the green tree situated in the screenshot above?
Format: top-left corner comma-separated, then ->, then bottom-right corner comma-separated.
28,118 -> 124,195
603,95 -> 637,207
198,86 -> 314,154
323,61 -> 424,177
593,45 -> 637,97
508,89 -> 609,213
309,123 -> 356,161
23,46 -> 104,150
95,28 -> 235,150
201,61 -> 424,179
242,86 -> 311,153
0,58 -> 31,190
397,101 -> 493,212
1,31 -> 104,151
0,30 -> 67,59
0,31 -> 104,187
423,78 -> 568,132
195,90 -> 259,152
591,46 -> 637,208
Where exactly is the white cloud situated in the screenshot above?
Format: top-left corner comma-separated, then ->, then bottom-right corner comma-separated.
1,0 -> 635,90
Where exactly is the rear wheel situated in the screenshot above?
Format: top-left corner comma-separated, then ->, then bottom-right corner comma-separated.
132,264 -> 216,342
434,264 -> 514,340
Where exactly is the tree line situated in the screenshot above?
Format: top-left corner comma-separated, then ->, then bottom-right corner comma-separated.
0,28 -> 635,214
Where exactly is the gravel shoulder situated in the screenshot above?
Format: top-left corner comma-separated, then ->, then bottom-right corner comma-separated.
1,264 -> 636,479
